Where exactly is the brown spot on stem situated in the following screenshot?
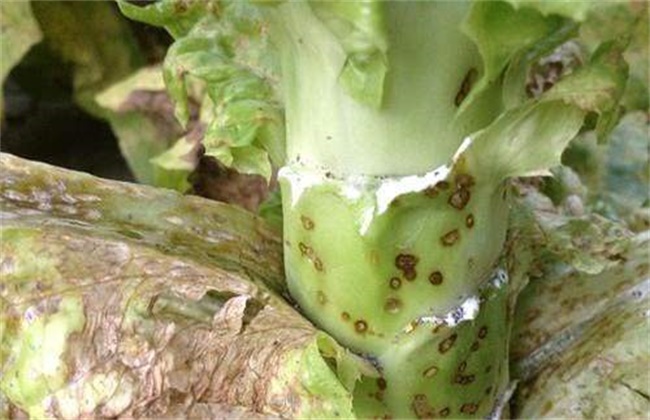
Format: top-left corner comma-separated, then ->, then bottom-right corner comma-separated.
478,326 -> 488,339
341,312 -> 350,321
439,333 -> 457,353
441,230 -> 460,246
456,174 -> 475,188
471,341 -> 480,352
395,253 -> 418,280
424,186 -> 439,198
432,324 -> 444,334
423,365 -> 439,378
448,188 -> 471,210
439,407 -> 451,417
437,181 -> 450,190
428,271 -> 443,285
355,320 -> 368,333
313,257 -> 324,272
384,298 -> 402,314
299,242 -> 309,256
412,394 -> 435,418
300,215 -> 315,230
455,68 -> 478,107
389,277 -> 402,290
458,361 -> 467,372
460,403 -> 479,415
466,214 -> 475,228
377,377 -> 387,390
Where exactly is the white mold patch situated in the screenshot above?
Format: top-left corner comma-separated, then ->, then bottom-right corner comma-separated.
419,295 -> 481,327
278,164 -> 323,206
280,136 -> 474,235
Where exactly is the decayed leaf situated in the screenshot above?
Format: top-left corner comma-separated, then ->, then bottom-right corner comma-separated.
511,231 -> 649,366
0,153 -> 360,418
0,1 -> 42,120
97,65 -> 196,190
510,231 -> 650,418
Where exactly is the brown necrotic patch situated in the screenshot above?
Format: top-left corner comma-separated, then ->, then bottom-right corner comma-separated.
389,277 -> 402,290
395,253 -> 419,280
428,271 -> 443,285
458,361 -> 467,372
455,174 -> 475,188
298,241 -> 324,272
455,68 -> 478,107
466,214 -> 475,228
300,215 -> 315,230
454,374 -> 476,385
460,403 -> 479,415
412,394 -> 435,418
423,365 -> 439,378
354,320 -> 368,333
438,333 -> 457,353
384,298 -> 402,314
341,312 -> 350,321
478,326 -> 488,339
441,230 -> 460,246
439,407 -> 451,417
470,341 -> 480,352
377,377 -> 387,390
448,188 -> 470,210
424,180 -> 450,198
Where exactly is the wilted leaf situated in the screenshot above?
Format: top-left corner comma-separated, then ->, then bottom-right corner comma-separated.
510,231 -> 649,417
97,65 -> 197,190
0,153 -> 360,418
121,0 -> 284,180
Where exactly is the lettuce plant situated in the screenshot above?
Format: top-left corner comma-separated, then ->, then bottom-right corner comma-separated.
118,0 -> 630,418
1,0 -> 644,418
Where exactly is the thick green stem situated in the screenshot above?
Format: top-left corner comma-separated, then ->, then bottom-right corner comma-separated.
273,1 -> 483,175
272,2 -> 517,417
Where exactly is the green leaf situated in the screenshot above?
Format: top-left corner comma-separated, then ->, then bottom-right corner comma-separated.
464,2 -> 567,85
124,1 -> 284,181
309,0 -> 388,108
467,33 -> 629,182
0,1 -> 42,120
503,0 -> 600,22
117,0 -> 217,39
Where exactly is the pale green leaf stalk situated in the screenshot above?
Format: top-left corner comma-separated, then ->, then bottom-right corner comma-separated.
121,1 -> 629,418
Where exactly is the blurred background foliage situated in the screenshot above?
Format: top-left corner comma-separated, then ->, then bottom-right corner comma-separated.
1,1 -> 271,215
